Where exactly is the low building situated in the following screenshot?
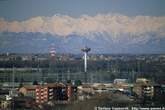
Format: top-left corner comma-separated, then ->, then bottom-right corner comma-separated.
0,95 -> 11,109
133,78 -> 154,99
12,96 -> 35,109
19,86 -> 36,98
35,83 -> 73,104
19,83 -> 77,104
2,82 -> 20,90
114,79 -> 128,84
153,84 -> 165,102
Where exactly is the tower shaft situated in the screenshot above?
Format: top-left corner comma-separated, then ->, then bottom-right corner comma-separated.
84,52 -> 87,73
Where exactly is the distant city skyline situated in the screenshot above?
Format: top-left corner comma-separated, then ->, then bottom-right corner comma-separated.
0,0 -> 165,53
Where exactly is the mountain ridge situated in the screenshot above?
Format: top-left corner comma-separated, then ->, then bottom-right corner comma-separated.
0,32 -> 164,54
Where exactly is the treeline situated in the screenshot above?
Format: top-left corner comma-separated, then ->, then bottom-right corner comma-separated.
0,59 -> 164,74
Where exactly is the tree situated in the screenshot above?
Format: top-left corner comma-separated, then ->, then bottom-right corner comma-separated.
33,80 -> 38,85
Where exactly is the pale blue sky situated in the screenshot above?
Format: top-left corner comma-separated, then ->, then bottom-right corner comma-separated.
0,0 -> 165,20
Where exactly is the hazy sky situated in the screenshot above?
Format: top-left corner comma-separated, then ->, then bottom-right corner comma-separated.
0,0 -> 165,20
